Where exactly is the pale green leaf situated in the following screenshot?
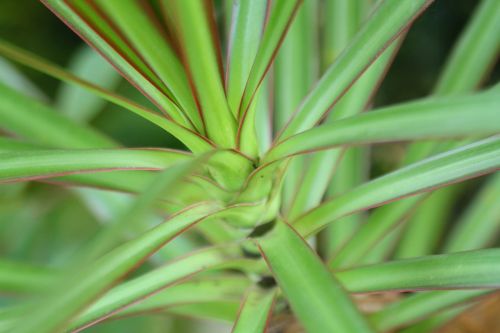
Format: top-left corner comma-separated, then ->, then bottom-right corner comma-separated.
257,220 -> 374,333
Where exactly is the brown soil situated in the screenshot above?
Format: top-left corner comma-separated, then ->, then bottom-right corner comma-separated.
438,292 -> 500,333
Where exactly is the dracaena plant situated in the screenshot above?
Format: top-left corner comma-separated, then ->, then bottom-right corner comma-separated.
0,0 -> 499,332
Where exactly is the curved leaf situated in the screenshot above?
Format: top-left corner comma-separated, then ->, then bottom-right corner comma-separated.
294,137 -> 500,237
12,202 -> 222,333
0,148 -> 191,183
266,88 -> 500,163
70,246 -> 248,331
0,39 -> 212,153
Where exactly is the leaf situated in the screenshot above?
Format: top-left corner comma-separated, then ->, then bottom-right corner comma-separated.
257,220 -> 374,333
397,305 -> 470,333
444,173 -> 500,252
337,249 -> 500,292
273,0 -> 318,212
231,287 -> 276,333
265,87 -> 500,163
0,148 -> 191,183
330,198 -> 422,269
0,82 -> 114,149
278,0 -> 433,140
12,201 -> 222,333
394,186 -> 458,259
0,39 -> 212,153
287,20 -> 400,221
239,0 -> 302,122
41,0 -> 195,130
433,0 -> 500,96
166,0 -> 237,147
322,0 -> 368,68
273,0 -> 317,132
166,301 -> 240,323
94,0 -> 202,132
55,45 -> 121,122
78,156 -> 207,261
369,290 -> 488,331
0,57 -> 46,101
0,260 -> 53,294
118,275 -> 247,318
294,136 -> 500,237
70,246 -> 248,331
335,0 -> 500,267
225,0 -> 267,116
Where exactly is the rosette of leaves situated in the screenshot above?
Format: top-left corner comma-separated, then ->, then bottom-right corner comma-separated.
0,0 -> 499,332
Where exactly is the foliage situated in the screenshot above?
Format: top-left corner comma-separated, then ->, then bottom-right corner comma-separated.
0,0 -> 499,332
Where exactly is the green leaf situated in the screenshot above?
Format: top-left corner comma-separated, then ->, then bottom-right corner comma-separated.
369,290 -> 488,331
273,0 -> 317,132
0,148 -> 190,183
322,0 -> 369,68
257,220 -> 374,333
239,0 -> 302,122
0,82 -> 114,149
336,0 -> 500,268
397,305 -> 469,333
433,0 -> 500,96
0,39 -> 212,153
79,156 -> 206,261
278,0 -> 433,140
55,45 -> 121,123
167,0 -> 237,147
337,249 -> 500,292
273,0 -> 318,212
0,260 -> 53,294
294,137 -> 500,237
166,301 -> 240,323
330,196 -> 423,269
0,57 -> 46,101
287,21 -> 399,221
444,173 -> 500,252
70,246 -> 247,331
231,287 -> 275,333
13,201 -> 222,333
118,275 -> 247,318
225,0 -> 267,116
94,0 -> 202,132
265,87 -> 500,163
41,0 -> 196,131
394,186 -> 458,259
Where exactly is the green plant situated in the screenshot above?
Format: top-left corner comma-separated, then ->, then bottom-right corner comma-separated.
0,0 -> 499,332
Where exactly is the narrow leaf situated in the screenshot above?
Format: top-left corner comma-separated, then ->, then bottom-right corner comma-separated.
70,246 -> 246,331
0,39 -> 212,152
167,0 -> 237,147
0,82 -> 114,149
231,287 -> 275,333
266,87 -> 500,163
337,249 -> 500,292
257,220 -> 374,333
0,148 -> 190,183
278,0 -> 433,139
225,0 -> 267,115
13,202 -> 222,333
55,45 -> 121,122
294,137 -> 500,237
